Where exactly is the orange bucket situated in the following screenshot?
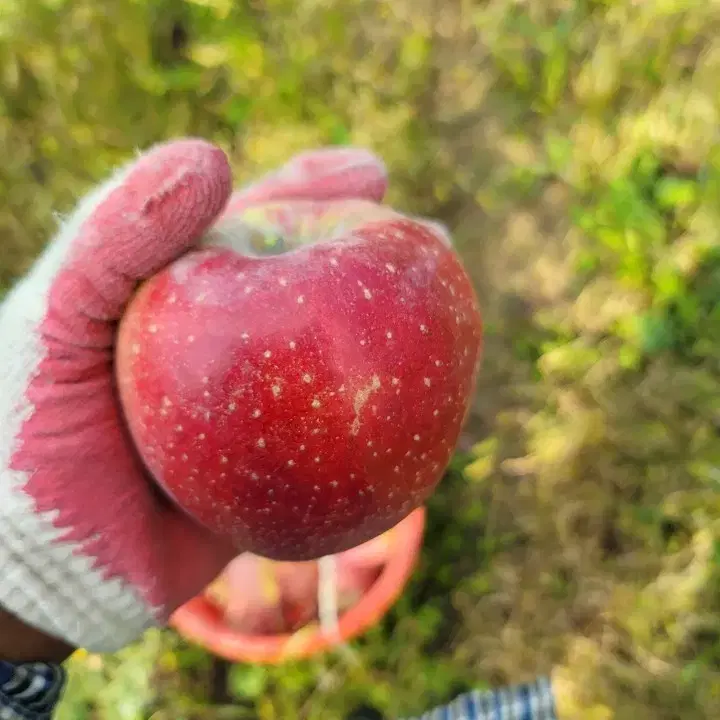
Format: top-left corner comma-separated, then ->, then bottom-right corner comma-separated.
170,507 -> 426,664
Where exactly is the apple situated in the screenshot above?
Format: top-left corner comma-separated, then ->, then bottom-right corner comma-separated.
205,518 -> 401,634
206,554 -> 286,633
116,198 -> 482,560
335,559 -> 382,613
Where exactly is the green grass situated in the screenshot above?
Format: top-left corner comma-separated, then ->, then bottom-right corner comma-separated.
4,0 -> 720,717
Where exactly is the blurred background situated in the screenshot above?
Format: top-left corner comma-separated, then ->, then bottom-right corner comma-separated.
3,0 -> 720,718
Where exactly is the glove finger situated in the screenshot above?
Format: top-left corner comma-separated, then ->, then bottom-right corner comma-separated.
157,506 -> 239,615
223,147 -> 388,216
46,139 -> 232,333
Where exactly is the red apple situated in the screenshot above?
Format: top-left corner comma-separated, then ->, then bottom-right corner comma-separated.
274,561 -> 320,630
116,199 -> 481,560
205,516 -> 408,633
207,554 -> 286,633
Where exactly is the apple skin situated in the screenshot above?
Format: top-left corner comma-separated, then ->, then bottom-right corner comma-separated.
116,199 -> 482,560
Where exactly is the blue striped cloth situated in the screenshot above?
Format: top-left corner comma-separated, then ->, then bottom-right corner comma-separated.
0,660 -> 556,720
0,661 -> 66,720
404,677 -> 557,720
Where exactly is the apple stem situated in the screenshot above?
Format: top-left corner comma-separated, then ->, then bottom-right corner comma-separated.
317,554 -> 340,641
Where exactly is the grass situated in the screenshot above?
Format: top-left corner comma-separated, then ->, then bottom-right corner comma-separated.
3,0 -> 720,717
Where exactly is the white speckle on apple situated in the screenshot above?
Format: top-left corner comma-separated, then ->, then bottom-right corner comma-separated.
263,350 -> 272,358
391,378 -> 399,386
272,384 -> 282,397
132,343 -> 140,354
420,324 -> 428,333
414,434 -> 421,441
363,288 -> 372,300
303,373 -> 312,383
330,258 -> 339,267
257,438 -> 266,448
241,332 -> 250,340
424,378 -> 432,387
149,324 -> 158,334
386,331 -> 393,339
252,409 -> 261,418
289,340 -> 297,349
312,398 -> 322,409
198,433 -> 206,440
350,374 -> 381,436
279,277 -> 288,286
220,456 -> 228,464
297,295 -> 305,304
228,402 -> 237,412
386,263 -> 396,273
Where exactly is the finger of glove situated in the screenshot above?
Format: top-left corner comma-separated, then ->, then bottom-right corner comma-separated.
223,147 -> 388,216
157,506 -> 239,616
41,140 -> 231,347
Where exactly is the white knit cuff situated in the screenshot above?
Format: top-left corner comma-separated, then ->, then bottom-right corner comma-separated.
0,492 -> 156,652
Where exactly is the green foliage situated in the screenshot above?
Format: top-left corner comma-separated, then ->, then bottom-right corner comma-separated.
3,0 -> 720,718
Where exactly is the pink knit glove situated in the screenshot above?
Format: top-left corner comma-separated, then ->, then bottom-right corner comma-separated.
0,139 -> 388,652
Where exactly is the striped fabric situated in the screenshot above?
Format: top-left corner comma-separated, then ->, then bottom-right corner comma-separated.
0,661 -> 66,720
404,677 -> 557,720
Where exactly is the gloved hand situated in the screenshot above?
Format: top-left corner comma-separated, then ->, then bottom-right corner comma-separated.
0,138 -> 388,657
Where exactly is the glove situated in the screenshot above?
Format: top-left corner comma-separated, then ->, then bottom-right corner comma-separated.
0,138 -> 388,654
